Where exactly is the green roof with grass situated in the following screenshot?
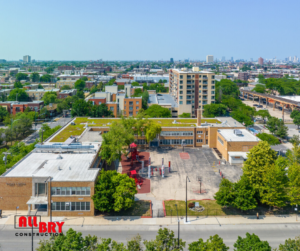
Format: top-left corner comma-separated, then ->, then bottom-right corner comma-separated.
51,117 -> 221,142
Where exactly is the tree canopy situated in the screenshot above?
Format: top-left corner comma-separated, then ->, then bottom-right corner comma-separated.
7,88 -> 29,102
74,79 -> 86,91
188,234 -> 228,251
30,72 -> 40,82
92,170 -> 137,212
144,104 -> 171,118
256,133 -> 280,145
203,103 -> 227,118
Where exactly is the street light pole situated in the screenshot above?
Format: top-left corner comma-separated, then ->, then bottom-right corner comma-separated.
175,204 -> 179,248
45,177 -> 52,222
186,176 -> 190,223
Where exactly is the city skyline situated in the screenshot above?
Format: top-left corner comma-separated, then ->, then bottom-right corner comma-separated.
0,0 -> 299,61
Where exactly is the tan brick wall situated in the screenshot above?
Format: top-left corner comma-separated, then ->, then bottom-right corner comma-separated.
0,177 -> 32,210
216,131 -> 259,161
123,98 -> 142,117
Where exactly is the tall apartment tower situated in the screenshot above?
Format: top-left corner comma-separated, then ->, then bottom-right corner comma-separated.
169,67 -> 215,117
206,55 -> 214,63
258,57 -> 264,65
170,58 -> 174,63
23,55 -> 31,63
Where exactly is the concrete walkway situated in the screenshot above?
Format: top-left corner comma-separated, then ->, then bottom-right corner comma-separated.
1,210 -> 300,226
135,193 -> 164,217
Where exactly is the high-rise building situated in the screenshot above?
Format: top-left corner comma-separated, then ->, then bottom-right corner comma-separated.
23,55 -> 31,63
294,56 -> 298,63
169,67 -> 215,117
250,58 -> 253,62
289,56 -> 292,62
231,57 -> 234,62
0,59 -> 6,63
222,56 -> 225,62
170,58 -> 174,63
258,57 -> 264,65
206,55 -> 214,63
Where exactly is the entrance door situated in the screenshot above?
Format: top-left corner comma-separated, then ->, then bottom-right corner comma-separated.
35,204 -> 48,211
150,141 -> 158,147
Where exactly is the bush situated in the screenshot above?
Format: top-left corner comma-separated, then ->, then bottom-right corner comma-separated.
188,202 -> 195,208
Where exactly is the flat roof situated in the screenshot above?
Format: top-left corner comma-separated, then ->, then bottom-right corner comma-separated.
2,143 -> 101,181
277,96 -> 300,102
148,94 -> 178,108
218,129 -> 259,142
171,69 -> 214,74
228,152 -> 248,158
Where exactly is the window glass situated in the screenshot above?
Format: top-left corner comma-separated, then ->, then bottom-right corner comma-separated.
61,187 -> 66,195
86,202 -> 90,211
66,202 -> 70,211
56,187 -> 61,195
81,202 -> 86,211
52,202 -> 56,210
71,202 -> 75,211
86,187 -> 91,195
76,202 -> 81,210
66,187 -> 71,195
61,202 -> 65,210
81,187 -> 86,195
72,187 -> 76,195
51,187 -> 56,195
56,202 -> 61,210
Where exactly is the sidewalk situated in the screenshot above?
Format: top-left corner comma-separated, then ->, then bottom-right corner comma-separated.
1,211 -> 299,226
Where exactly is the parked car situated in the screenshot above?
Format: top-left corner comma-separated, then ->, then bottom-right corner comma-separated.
253,104 -> 258,107
257,105 -> 263,108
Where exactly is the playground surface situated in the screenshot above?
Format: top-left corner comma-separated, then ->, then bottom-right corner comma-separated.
136,147 -> 243,201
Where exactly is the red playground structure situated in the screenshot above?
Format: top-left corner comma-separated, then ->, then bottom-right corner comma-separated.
127,142 -> 139,166
129,170 -> 143,187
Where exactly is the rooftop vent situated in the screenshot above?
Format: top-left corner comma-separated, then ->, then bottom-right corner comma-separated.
234,129 -> 243,136
57,155 -> 63,159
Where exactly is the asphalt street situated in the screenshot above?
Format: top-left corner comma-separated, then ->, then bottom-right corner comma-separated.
23,117 -> 73,145
0,224 -> 299,250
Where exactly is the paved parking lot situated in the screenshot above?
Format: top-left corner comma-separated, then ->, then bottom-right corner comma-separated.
138,147 -> 243,200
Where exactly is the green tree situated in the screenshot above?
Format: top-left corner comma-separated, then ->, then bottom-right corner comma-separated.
234,233 -> 271,251
293,114 -> 300,129
142,90 -> 149,109
7,89 -> 29,101
256,133 -> 280,145
40,74 -> 52,82
71,99 -> 91,117
76,90 -> 85,99
81,76 -> 88,81
203,103 -> 227,118
37,84 -> 44,89
74,79 -> 86,91
132,88 -> 143,97
178,113 -> 190,118
287,162 -> 300,206
276,124 -> 288,139
42,92 -> 58,105
0,107 -> 9,121
36,228 -> 98,251
188,235 -> 229,251
214,178 -> 235,207
290,135 -> 300,146
258,74 -> 265,83
15,73 -> 28,81
131,82 -> 140,86
232,176 -> 258,211
144,228 -> 186,251
242,141 -> 277,193
255,110 -> 270,124
92,170 -> 137,212
253,84 -> 266,93
290,110 -> 300,119
144,104 -> 171,118
230,110 -> 253,126
14,82 -> 23,88
30,72 -> 40,82
90,85 -> 98,94
90,103 -> 114,118
61,85 -> 71,90
45,66 -> 55,74
275,236 -> 300,251
260,158 -> 289,208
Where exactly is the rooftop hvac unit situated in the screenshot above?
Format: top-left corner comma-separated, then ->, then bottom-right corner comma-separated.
234,129 -> 243,136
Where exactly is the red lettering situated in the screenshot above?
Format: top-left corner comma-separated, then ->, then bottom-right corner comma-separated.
28,217 -> 32,227
56,222 -> 64,233
48,222 -> 56,233
33,216 -> 38,227
39,222 -> 47,233
19,216 -> 27,228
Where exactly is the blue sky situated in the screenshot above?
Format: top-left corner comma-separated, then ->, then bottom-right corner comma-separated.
0,0 -> 299,61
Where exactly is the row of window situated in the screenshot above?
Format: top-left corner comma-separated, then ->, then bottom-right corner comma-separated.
125,101 -> 139,105
160,131 -> 193,136
52,202 -> 90,211
218,136 -> 224,145
160,139 -> 193,145
137,139 -> 147,145
51,187 -> 91,196
180,75 -> 210,79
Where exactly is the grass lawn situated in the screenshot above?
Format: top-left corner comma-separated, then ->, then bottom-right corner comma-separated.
164,200 -> 298,216
96,200 -> 151,217
50,124 -> 85,142
74,117 -> 220,127
164,200 -> 228,216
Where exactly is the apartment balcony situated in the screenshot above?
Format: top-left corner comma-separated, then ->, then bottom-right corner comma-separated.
203,81 -> 208,84
187,86 -> 193,90
203,91 -> 207,95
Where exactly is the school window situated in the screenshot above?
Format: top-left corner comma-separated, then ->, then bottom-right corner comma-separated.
52,202 -> 90,211
197,139 -> 203,143
197,131 -> 203,134
179,101 -> 183,104
51,187 -> 90,196
218,136 -> 224,145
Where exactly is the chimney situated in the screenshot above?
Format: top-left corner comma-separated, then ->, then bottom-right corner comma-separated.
197,109 -> 202,126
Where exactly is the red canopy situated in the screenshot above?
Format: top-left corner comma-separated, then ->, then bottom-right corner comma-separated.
130,170 -> 137,175
130,142 -> 137,148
